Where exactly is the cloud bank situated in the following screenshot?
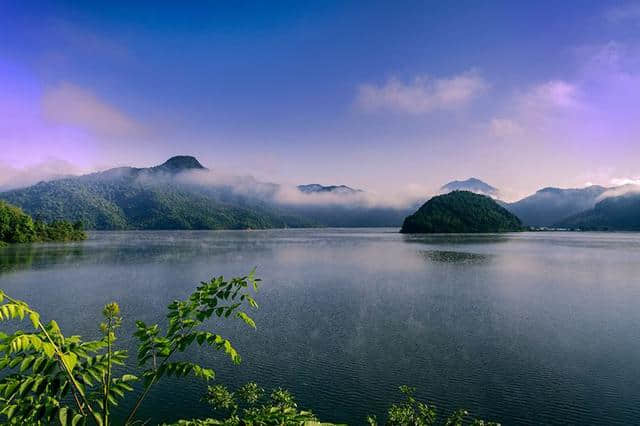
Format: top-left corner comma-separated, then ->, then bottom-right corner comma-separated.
356,70 -> 488,114
175,169 -> 426,209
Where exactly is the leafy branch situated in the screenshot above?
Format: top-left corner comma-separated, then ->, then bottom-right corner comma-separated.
125,269 -> 260,424
0,269 -> 260,426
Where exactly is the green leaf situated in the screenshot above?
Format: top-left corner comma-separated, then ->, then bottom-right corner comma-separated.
62,352 -> 78,372
71,413 -> 84,426
31,355 -> 46,373
18,377 -> 33,396
30,312 -> 40,330
120,374 -> 138,382
49,320 -> 61,335
42,342 -> 55,358
58,406 -> 68,425
81,372 -> 93,386
237,312 -> 256,329
4,404 -> 17,419
19,355 -> 35,372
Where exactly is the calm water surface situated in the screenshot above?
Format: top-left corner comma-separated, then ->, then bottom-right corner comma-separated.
1,229 -> 640,425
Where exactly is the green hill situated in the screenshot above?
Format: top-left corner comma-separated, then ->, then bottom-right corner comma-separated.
400,191 -> 523,233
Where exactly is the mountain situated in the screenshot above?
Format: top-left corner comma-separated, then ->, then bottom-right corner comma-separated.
506,185 -> 607,227
0,156 -> 406,230
440,178 -> 499,197
400,191 -> 522,233
0,156 -> 310,230
297,184 -> 360,194
556,192 -> 640,230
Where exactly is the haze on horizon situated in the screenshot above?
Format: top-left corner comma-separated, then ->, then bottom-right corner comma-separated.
2,1 -> 640,202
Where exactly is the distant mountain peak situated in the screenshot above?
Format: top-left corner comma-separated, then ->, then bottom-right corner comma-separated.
440,178 -> 499,197
155,156 -> 206,172
297,184 -> 361,194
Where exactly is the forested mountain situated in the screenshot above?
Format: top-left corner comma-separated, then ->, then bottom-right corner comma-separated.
0,156 -> 408,230
556,192 -> 640,230
506,185 -> 607,227
0,157 -> 310,230
401,191 -> 522,233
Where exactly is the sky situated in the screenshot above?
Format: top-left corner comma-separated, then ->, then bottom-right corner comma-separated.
2,0 -> 640,201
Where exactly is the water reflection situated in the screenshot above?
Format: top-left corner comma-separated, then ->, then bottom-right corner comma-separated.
402,233 -> 513,246
0,243 -> 85,274
420,250 -> 491,265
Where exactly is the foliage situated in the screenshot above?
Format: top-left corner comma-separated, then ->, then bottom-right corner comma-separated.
166,383 -> 327,426
401,191 -> 523,234
0,270 -> 260,425
366,386 -> 497,426
0,201 -> 86,245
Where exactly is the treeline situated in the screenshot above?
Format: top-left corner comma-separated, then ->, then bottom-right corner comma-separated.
0,201 -> 86,246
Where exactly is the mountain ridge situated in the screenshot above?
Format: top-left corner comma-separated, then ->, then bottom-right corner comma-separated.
506,185 -> 608,227
556,191 -> 640,230
0,156 -> 405,230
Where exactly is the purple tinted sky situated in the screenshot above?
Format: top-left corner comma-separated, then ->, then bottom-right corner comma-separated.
2,1 -> 640,200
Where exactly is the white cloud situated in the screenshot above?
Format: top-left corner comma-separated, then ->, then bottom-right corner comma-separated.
610,177 -> 640,186
42,83 -> 143,136
599,182 -> 640,200
356,70 -> 487,114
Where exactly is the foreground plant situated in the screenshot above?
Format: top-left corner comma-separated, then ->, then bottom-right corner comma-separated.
0,271 -> 497,426
367,386 -> 498,426
167,383 -> 327,426
0,270 -> 260,425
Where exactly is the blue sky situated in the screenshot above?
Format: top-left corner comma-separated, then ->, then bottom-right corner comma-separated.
2,1 -> 640,200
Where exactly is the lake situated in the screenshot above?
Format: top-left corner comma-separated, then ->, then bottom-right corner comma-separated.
1,229 -> 640,424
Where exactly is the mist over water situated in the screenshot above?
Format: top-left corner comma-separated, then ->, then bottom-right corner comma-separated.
1,229 -> 640,425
